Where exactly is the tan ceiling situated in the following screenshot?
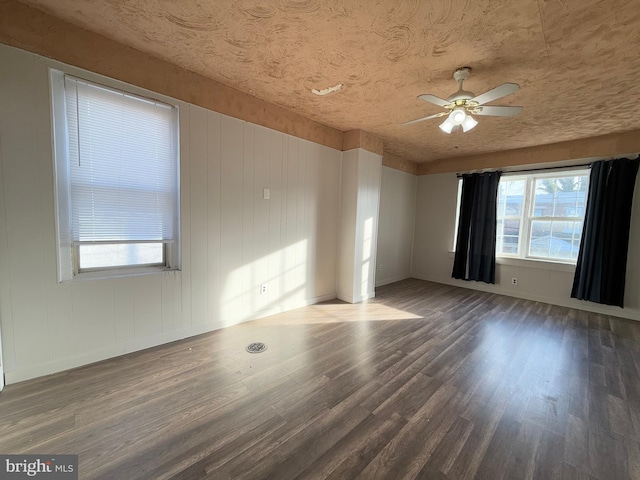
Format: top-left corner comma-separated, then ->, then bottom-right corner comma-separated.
18,0 -> 640,163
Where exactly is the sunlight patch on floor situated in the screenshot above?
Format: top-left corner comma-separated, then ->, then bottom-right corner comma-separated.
253,303 -> 423,325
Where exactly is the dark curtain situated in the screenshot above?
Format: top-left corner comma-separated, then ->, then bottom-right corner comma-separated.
571,158 -> 639,307
452,171 -> 501,284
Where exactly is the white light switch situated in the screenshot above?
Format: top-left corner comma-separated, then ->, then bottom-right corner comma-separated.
263,188 -> 270,200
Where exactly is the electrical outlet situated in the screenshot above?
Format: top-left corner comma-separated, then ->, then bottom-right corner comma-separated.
260,283 -> 268,295
511,277 -> 518,285
378,264 -> 383,271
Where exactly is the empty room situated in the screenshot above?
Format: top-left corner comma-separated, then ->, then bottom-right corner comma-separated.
1,0 -> 640,479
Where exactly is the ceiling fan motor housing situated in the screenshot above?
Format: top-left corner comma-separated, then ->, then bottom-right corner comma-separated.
453,66 -> 471,82
448,91 -> 474,102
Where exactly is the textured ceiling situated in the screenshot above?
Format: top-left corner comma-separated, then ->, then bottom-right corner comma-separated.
20,0 -> 640,163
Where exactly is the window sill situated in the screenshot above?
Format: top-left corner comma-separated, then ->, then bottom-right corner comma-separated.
65,265 -> 180,282
496,256 -> 576,272
448,251 -> 576,273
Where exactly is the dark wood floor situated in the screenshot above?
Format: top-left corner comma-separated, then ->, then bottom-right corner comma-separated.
2,279 -> 640,479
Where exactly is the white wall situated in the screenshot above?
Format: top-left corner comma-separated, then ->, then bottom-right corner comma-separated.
354,149 -> 382,301
412,172 -> 640,321
337,148 -> 382,303
0,44 -> 342,383
337,150 -> 358,301
376,166 -> 416,286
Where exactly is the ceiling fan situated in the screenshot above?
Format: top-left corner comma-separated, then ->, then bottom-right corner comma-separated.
404,67 -> 523,134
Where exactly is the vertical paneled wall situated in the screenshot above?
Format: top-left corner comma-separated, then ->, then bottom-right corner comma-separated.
337,150 -> 358,302
354,149 -> 382,301
0,45 -> 341,383
337,148 -> 382,303
376,166 -> 417,286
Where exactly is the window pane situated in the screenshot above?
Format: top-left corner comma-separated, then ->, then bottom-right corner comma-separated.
497,179 -> 525,255
79,243 -> 164,270
529,220 -> 582,260
533,175 -> 588,218
466,171 -> 588,265
497,218 -> 521,255
498,179 -> 525,216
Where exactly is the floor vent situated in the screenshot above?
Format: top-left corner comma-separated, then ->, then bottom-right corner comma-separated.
246,342 -> 267,354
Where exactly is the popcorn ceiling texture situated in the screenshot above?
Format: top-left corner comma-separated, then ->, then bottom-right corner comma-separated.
343,130 -> 384,155
15,0 -> 640,163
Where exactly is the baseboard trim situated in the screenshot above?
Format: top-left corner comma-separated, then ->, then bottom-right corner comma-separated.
410,274 -> 640,322
376,273 -> 411,287
4,292 -> 338,385
253,292 -> 337,320
4,323 -> 219,385
337,291 -> 375,304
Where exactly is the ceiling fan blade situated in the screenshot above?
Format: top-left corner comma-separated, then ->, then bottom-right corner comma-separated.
474,105 -> 523,117
470,83 -> 520,105
417,94 -> 451,108
403,111 -> 448,126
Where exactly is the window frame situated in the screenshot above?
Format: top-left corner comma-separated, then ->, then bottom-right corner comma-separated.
496,169 -> 590,264
496,174 -> 528,257
50,68 -> 181,281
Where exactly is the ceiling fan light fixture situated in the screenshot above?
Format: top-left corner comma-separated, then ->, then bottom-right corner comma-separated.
439,117 -> 455,134
450,107 -> 467,125
461,115 -> 478,132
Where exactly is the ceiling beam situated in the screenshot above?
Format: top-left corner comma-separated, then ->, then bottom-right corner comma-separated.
418,130 -> 640,175
343,130 -> 384,156
382,153 -> 418,175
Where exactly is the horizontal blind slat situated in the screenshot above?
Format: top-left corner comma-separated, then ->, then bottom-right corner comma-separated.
64,76 -> 178,243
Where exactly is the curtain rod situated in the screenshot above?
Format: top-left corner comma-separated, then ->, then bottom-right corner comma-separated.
456,162 -> 592,178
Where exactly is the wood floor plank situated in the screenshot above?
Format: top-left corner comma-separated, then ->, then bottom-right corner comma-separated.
1,278 -> 639,479
321,413 -> 408,480
626,439 -> 640,480
564,414 -> 590,470
232,405 -> 371,480
423,414 -> 474,476
354,384 -> 458,480
503,420 -> 545,480
295,412 -> 407,480
531,428 -> 565,480
588,426 -> 630,480
474,415 -> 522,479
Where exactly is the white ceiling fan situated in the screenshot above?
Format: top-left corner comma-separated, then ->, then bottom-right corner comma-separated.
404,67 -> 522,134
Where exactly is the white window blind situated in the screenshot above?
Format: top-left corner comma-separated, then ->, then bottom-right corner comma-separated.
64,76 -> 179,245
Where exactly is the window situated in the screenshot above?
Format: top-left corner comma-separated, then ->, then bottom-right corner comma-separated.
496,170 -> 589,263
51,70 -> 180,280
